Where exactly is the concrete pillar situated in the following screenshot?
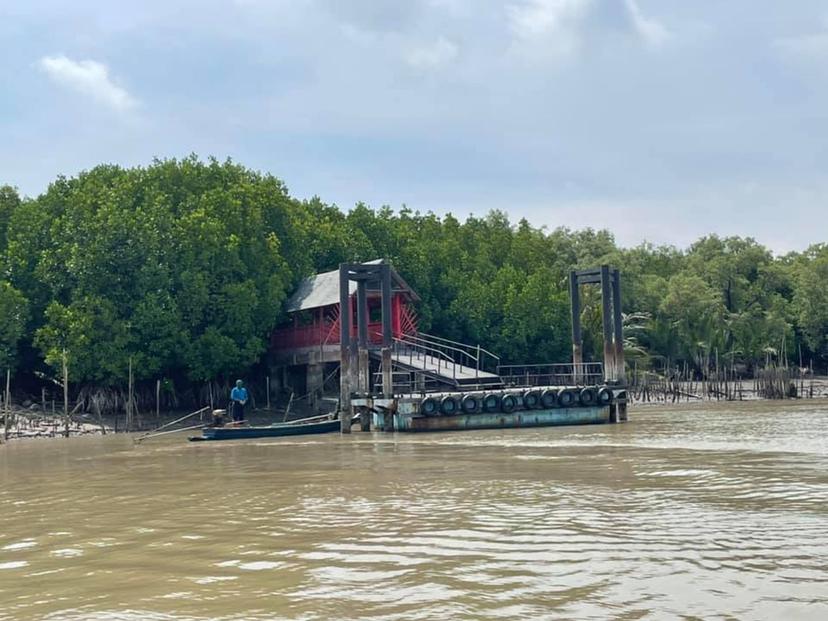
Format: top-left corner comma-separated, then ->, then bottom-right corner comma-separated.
358,350 -> 369,393
357,281 -> 370,393
612,269 -> 626,385
569,271 -> 583,384
392,294 -> 402,337
339,264 -> 352,433
359,408 -> 371,431
600,265 -> 616,384
306,363 -> 323,413
381,265 -> 394,398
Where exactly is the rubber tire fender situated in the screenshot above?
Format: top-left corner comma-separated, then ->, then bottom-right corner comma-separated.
597,387 -> 613,406
541,388 -> 558,409
501,394 -> 518,413
461,394 -> 481,414
482,393 -> 501,412
557,389 -> 576,408
421,397 -> 439,417
440,395 -> 460,416
579,387 -> 597,407
523,390 -> 541,409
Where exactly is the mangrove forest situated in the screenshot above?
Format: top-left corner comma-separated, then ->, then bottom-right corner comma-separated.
1,156 -> 826,407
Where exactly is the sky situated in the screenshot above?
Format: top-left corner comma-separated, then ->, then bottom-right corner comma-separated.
1,0 -> 827,253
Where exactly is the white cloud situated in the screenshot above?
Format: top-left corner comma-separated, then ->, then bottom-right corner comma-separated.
38,55 -> 137,111
507,0 -> 588,38
774,18 -> 828,59
624,0 -> 669,47
405,37 -> 459,69
507,0 -> 669,58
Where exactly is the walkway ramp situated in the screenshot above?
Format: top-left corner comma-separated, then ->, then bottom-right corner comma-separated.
371,333 -> 502,391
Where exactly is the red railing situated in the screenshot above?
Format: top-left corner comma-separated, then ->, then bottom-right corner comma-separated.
271,300 -> 418,350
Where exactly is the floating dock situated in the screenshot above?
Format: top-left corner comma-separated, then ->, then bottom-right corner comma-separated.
353,384 -> 627,433
271,260 -> 630,434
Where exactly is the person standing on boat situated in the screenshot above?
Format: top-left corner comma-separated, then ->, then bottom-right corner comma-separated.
230,379 -> 248,422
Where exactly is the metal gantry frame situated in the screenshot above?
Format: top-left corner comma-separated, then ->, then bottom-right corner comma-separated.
569,265 -> 627,421
339,262 -> 394,433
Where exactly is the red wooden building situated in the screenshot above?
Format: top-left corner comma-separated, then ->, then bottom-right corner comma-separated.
271,259 -> 419,355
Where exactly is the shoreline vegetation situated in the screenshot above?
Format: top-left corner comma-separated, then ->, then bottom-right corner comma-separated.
1,157 -> 828,433
3,377 -> 827,442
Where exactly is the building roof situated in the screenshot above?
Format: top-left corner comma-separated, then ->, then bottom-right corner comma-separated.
285,259 -> 420,313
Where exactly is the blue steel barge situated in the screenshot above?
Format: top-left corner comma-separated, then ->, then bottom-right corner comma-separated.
357,384 -> 626,433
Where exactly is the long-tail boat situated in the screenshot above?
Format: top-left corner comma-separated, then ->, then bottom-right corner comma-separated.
189,415 -> 339,442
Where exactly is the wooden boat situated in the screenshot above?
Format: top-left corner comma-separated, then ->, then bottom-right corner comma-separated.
189,418 -> 340,441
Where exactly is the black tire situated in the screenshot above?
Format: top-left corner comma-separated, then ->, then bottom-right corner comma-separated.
597,387 -> 613,406
501,394 -> 518,413
541,389 -> 558,409
579,387 -> 597,407
461,394 -> 480,413
440,395 -> 460,415
421,397 -> 439,416
557,389 -> 576,408
482,393 -> 501,412
523,390 -> 541,409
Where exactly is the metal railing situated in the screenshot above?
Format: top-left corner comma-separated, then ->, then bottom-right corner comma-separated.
391,334 -> 461,381
418,332 -> 501,374
497,362 -> 605,388
372,369 -> 439,395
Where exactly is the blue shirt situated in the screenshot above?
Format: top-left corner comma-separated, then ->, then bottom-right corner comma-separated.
230,387 -> 248,402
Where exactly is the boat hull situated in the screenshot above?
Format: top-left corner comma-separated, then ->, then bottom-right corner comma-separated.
194,419 -> 340,441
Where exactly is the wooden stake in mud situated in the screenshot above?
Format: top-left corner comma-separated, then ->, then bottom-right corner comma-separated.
62,349 -> 69,438
126,356 -> 134,432
156,379 -> 161,423
4,368 -> 10,441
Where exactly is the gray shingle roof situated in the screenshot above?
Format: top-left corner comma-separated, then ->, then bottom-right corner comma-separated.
284,259 -> 419,313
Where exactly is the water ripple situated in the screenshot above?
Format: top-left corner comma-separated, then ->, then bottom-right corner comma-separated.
1,400 -> 827,619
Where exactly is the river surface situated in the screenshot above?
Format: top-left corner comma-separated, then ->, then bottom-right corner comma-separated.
1,400 -> 827,621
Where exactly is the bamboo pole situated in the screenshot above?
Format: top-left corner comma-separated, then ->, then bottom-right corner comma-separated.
134,406 -> 211,443
135,423 -> 205,442
156,379 -> 161,422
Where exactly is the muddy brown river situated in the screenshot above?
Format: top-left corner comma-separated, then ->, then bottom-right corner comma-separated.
1,400 -> 827,620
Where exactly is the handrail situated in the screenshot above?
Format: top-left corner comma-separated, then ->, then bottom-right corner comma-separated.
398,334 -> 475,379
497,362 -> 605,387
372,330 -> 456,366
418,332 -> 501,362
369,330 -> 503,382
386,333 -> 461,381
398,333 -> 473,363
401,332 -> 496,374
393,336 -> 456,366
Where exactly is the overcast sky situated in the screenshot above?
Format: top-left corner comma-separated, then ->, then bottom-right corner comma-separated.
2,1 -> 827,252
